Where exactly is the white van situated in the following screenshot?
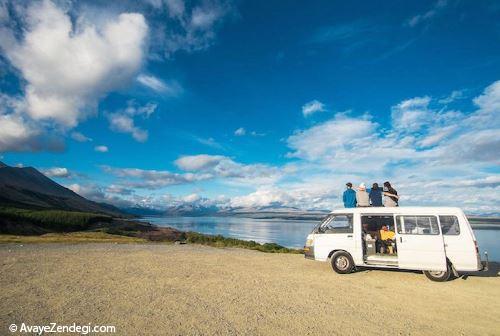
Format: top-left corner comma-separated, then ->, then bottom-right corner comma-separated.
304,207 -> 488,281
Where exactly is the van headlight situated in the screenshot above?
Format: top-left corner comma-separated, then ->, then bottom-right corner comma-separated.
305,239 -> 314,247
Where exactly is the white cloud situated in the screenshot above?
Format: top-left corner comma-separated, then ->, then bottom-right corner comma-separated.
0,113 -> 40,152
107,101 -> 157,142
101,165 -> 208,189
137,74 -> 183,95
302,100 -> 326,117
175,154 -> 281,185
234,127 -> 246,136
151,0 -> 234,56
175,154 -> 226,171
71,132 -> 93,142
438,90 -> 466,104
406,0 -> 447,27
42,167 -> 70,178
287,114 -> 378,162
391,96 -> 431,132
0,0 -> 148,128
473,80 -> 500,114
192,136 -> 224,149
233,127 -> 264,137
183,193 -> 201,203
164,0 -> 185,18
0,93 -> 63,152
108,113 -> 148,142
94,145 -> 109,153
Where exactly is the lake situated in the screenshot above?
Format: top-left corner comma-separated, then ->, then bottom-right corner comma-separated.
144,216 -> 500,261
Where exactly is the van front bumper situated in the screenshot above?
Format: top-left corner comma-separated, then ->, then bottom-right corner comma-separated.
304,246 -> 314,260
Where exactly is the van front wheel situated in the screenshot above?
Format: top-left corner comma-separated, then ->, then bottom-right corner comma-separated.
423,265 -> 451,282
331,251 -> 354,274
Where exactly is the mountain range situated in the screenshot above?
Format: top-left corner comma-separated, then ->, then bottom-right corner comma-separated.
0,161 -> 125,216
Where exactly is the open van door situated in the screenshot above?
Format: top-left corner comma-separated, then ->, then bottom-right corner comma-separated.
395,215 -> 447,271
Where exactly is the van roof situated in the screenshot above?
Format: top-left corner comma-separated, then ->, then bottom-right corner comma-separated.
330,207 -> 464,215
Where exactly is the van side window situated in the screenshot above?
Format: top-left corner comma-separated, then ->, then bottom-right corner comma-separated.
320,215 -> 353,234
396,216 -> 440,235
439,216 -> 460,235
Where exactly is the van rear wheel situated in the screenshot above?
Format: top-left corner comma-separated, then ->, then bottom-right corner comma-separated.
423,264 -> 451,282
331,251 -> 354,274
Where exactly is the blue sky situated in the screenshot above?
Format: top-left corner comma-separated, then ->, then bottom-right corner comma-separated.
0,0 -> 499,214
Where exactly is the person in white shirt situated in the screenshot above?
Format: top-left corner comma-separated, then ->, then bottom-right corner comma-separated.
356,183 -> 370,207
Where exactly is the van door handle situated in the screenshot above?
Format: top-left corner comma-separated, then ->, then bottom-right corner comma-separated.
347,235 -> 353,238
399,237 -> 403,243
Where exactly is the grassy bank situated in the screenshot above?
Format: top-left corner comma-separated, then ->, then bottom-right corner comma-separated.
0,207 -> 112,234
0,232 -> 147,244
184,231 -> 302,253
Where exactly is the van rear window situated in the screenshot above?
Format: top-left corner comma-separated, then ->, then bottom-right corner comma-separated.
439,216 -> 460,235
396,216 -> 440,235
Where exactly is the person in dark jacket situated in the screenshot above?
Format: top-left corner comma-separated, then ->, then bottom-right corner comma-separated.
343,182 -> 357,208
383,181 -> 399,207
369,183 -> 383,206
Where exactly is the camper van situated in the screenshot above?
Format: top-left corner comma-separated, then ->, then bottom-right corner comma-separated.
304,207 -> 488,281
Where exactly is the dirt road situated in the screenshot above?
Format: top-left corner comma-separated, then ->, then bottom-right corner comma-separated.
1,243 -> 499,335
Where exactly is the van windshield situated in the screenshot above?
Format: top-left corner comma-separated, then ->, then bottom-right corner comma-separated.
314,214 -> 353,234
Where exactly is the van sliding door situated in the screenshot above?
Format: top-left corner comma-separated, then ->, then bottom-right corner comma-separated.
395,215 -> 447,271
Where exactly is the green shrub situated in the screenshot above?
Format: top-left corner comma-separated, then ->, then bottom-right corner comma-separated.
185,231 -> 302,254
0,207 -> 112,233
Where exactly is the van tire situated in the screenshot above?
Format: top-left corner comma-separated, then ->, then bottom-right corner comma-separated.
423,263 -> 451,282
331,251 -> 355,274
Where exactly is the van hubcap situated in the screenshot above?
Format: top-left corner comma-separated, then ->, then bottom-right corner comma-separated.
428,271 -> 445,277
336,256 -> 349,270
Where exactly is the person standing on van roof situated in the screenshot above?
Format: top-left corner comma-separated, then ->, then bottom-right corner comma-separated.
343,182 -> 357,208
369,183 -> 383,206
383,181 -> 399,207
356,183 -> 370,207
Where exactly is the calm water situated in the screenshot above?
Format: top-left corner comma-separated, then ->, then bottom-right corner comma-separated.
144,216 -> 500,261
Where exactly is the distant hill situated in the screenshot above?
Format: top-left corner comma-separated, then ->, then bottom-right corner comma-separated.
0,161 -> 125,217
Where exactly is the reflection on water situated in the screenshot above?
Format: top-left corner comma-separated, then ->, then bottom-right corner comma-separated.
144,216 -> 500,261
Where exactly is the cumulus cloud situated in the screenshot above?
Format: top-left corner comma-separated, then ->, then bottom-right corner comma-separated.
391,96 -> 432,132
94,145 -> 109,153
41,167 -> 71,178
107,101 -> 157,142
0,0 -> 148,128
108,114 -> 148,142
175,154 -> 226,171
302,100 -> 326,117
175,154 -> 281,185
0,94 -> 63,152
101,165 -> 208,189
287,114 -> 380,162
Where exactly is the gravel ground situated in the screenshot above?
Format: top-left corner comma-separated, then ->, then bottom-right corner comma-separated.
1,243 -> 499,335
